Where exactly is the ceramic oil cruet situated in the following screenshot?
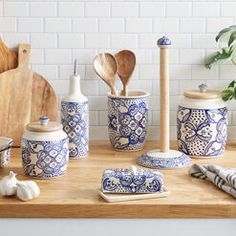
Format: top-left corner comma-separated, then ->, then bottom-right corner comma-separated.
177,83 -> 228,158
21,116 -> 69,179
61,60 -> 89,158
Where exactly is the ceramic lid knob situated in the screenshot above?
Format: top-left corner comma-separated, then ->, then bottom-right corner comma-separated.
39,116 -> 49,126
199,83 -> 208,93
157,36 -> 171,48
26,117 -> 62,133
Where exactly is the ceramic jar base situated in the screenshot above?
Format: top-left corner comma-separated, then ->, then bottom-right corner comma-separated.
137,149 -> 192,169
21,138 -> 69,179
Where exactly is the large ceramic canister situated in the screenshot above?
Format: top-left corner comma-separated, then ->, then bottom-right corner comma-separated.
108,90 -> 150,151
177,84 -> 228,158
21,116 -> 69,179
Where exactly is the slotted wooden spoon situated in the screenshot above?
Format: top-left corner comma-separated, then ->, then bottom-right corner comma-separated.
0,37 -> 18,73
93,53 -> 117,95
115,50 -> 136,96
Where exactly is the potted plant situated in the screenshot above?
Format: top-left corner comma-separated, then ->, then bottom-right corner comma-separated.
206,25 -> 236,101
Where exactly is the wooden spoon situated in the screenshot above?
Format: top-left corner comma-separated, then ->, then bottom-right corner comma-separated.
115,50 -> 136,96
93,53 -> 117,95
0,37 -> 18,73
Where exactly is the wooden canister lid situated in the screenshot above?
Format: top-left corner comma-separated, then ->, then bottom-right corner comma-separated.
26,116 -> 62,132
184,84 -> 222,99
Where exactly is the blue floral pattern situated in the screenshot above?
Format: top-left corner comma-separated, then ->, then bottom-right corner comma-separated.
102,168 -> 163,193
108,96 -> 148,151
61,101 -> 89,158
21,138 -> 69,179
177,106 -> 228,157
137,152 -> 192,169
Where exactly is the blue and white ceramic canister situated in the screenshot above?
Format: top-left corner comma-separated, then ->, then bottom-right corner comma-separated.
108,90 -> 150,151
177,84 -> 228,158
21,117 -> 69,179
61,60 -> 89,159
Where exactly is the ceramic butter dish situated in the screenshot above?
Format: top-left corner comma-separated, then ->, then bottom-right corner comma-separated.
102,167 -> 163,194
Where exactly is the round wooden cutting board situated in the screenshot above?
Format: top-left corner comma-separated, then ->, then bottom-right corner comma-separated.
0,44 -> 58,146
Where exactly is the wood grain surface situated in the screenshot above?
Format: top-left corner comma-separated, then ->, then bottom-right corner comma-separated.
0,141 -> 235,218
0,38 -> 18,73
0,44 -> 57,146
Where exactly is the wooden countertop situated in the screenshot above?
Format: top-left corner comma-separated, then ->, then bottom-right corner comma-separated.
0,141 -> 236,218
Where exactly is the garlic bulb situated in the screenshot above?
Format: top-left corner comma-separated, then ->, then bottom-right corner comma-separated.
16,181 -> 40,201
0,171 -> 18,196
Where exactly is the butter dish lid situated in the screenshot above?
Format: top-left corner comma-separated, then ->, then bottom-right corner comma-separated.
184,84 -> 222,100
26,116 -> 62,132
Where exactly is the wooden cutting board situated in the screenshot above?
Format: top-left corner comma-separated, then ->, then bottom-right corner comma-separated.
0,44 -> 58,146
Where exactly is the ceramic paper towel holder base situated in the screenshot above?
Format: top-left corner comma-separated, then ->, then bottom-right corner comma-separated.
137,36 -> 192,169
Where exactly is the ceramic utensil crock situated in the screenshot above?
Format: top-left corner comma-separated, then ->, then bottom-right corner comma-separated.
0,137 -> 13,168
61,60 -> 89,159
108,90 -> 150,151
177,84 -> 228,158
21,116 -> 69,179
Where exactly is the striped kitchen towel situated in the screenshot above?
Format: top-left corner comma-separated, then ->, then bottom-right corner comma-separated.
189,164 -> 236,199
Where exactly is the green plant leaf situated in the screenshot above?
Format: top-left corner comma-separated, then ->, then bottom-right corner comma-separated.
205,48 -> 232,69
216,25 -> 236,42
228,31 -> 236,47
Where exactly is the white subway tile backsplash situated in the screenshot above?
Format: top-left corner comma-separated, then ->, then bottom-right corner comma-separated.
221,2 -> 236,16
180,18 -> 205,33
30,49 -> 44,64
59,65 -> 85,80
166,2 -> 192,17
32,65 -> 58,80
58,2 -> 84,17
0,2 -> 3,16
0,17 -> 16,32
126,18 -> 152,33
111,2 -> 138,17
192,65 -> 218,80
207,18 -> 233,33
59,33 -> 84,48
73,18 -> 98,32
153,18 -> 179,33
3,33 -> 29,47
85,2 -> 110,17
4,2 -> 29,17
45,18 -> 71,32
18,18 -> 43,32
45,49 -> 71,64
193,2 -> 219,16
99,18 -> 124,33
111,34 -> 138,48
73,49 -> 97,64
30,2 -> 57,17
179,49 -> 205,65
140,2 -> 165,17
85,33 -> 110,48
31,33 -> 57,48
3,0 -> 236,140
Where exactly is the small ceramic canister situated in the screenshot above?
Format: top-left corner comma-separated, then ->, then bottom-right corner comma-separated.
108,90 -> 150,151
177,84 -> 228,158
0,137 -> 13,168
21,117 -> 69,179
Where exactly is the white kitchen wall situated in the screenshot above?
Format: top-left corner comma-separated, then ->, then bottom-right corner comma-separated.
1,0 -> 236,140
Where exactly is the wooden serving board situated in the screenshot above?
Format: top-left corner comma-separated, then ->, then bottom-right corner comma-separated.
0,44 -> 57,146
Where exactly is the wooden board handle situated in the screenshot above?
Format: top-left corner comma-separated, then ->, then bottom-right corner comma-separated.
18,44 -> 31,68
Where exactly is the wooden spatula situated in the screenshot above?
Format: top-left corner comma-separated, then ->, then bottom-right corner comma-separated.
0,38 -> 18,73
0,44 -> 57,146
93,53 -> 117,95
115,50 -> 136,96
